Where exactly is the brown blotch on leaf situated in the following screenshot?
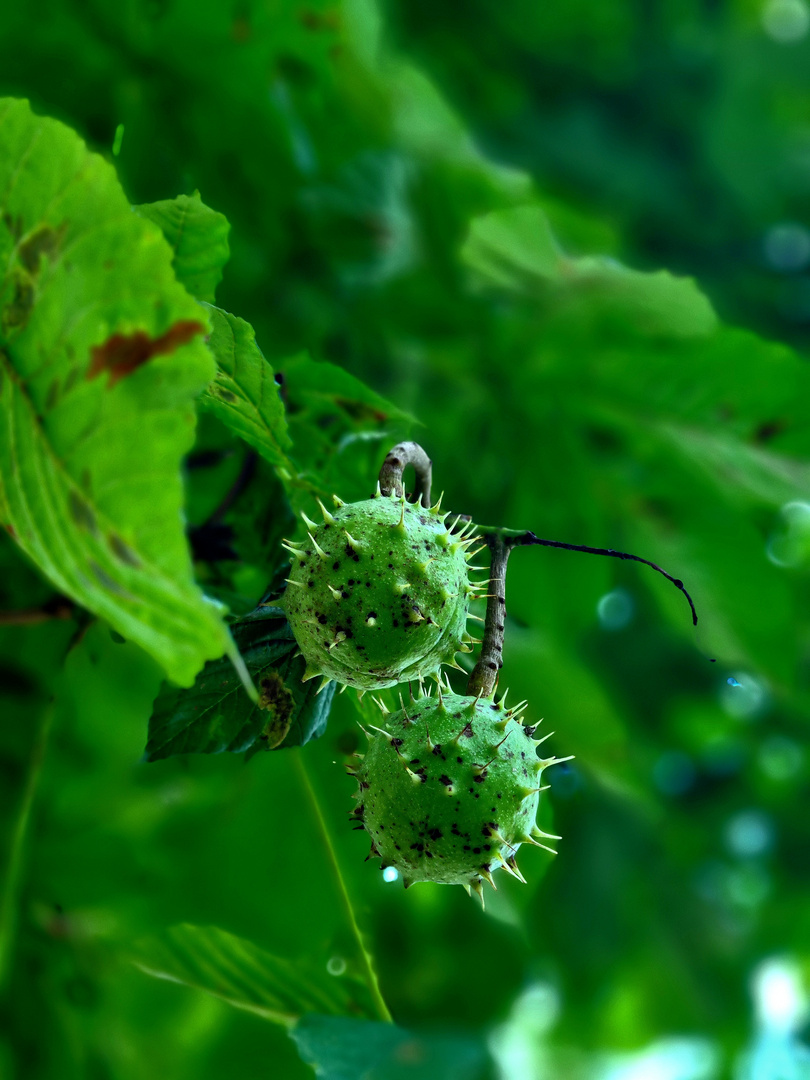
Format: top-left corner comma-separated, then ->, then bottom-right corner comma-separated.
335,396 -> 386,423
87,320 -> 205,387
46,378 -> 60,411
2,274 -> 34,331
3,212 -> 22,242
19,222 -> 67,274
232,15 -> 251,41
108,533 -> 142,568
88,561 -> 127,595
258,672 -> 296,749
68,490 -> 99,536
755,419 -> 787,443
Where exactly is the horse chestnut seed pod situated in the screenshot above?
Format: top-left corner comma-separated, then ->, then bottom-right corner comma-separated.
281,489 -> 485,691
349,690 -> 566,903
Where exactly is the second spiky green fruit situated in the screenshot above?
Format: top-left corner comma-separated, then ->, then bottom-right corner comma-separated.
351,691 -> 563,902
281,490 -> 482,690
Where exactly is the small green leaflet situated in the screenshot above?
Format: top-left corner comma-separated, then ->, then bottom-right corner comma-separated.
135,192 -> 230,304
461,204 -> 562,287
198,304 -> 292,469
133,195 -> 293,470
279,353 -> 417,506
132,197 -> 291,470
0,98 -> 230,686
132,924 -> 379,1026
145,604 -> 334,760
282,354 -> 416,429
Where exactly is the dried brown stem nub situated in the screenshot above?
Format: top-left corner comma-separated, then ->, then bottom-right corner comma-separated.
378,442 -> 433,507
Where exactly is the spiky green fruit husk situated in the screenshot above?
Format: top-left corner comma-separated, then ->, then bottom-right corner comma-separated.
353,692 -> 557,894
281,493 -> 477,690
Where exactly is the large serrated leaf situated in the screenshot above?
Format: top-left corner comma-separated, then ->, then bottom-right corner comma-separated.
135,191 -> 230,304
0,98 -> 230,685
132,924 -> 379,1026
198,304 -> 292,468
145,604 -> 334,760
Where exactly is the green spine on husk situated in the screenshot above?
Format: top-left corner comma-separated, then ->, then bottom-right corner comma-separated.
281,489 -> 484,691
350,689 -> 567,904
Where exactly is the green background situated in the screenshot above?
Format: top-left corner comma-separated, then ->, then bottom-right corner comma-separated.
1,1 -> 810,1078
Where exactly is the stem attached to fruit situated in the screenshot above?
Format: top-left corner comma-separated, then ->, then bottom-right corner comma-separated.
378,442 -> 432,507
466,535 -> 511,700
472,525 -> 699,626
465,518 -> 699,698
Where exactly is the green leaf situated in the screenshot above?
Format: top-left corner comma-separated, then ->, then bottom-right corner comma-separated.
461,204 -> 562,288
135,192 -> 230,304
198,305 -> 292,468
280,353 -> 416,503
132,924 -> 378,1026
656,423 -> 810,508
228,455 -> 297,570
145,605 -> 334,760
462,206 -> 717,336
283,354 -> 416,429
290,1014 -> 493,1080
568,257 -> 717,337
0,97 -> 230,686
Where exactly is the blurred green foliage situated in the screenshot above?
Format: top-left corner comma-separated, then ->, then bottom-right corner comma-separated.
1,2 -> 810,1079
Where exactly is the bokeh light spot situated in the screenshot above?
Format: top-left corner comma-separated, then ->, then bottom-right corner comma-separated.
762,0 -> 810,42
719,672 -> 767,719
752,958 -> 806,1031
727,864 -> 771,909
326,955 -> 347,976
725,810 -> 774,858
759,735 -> 804,781
597,588 -> 634,630
764,223 -> 810,271
767,501 -> 810,568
